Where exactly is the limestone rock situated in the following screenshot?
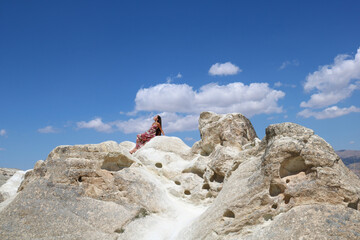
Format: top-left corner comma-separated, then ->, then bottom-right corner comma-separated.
0,140 -> 186,239
19,141 -> 139,192
336,150 -> 360,178
177,122 -> 360,240
134,136 -> 212,203
0,168 -> 18,203
192,111 -> 258,155
0,168 -> 18,188
140,136 -> 192,157
0,178 -> 135,240
243,204 -> 360,240
1,113 -> 360,240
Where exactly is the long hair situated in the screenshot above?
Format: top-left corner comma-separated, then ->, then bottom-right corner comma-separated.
155,115 -> 162,136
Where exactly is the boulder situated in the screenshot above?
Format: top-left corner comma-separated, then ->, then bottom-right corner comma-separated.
192,112 -> 258,156
1,113 -> 360,240
177,122 -> 360,239
0,168 -> 25,208
0,168 -> 18,187
0,168 -> 18,202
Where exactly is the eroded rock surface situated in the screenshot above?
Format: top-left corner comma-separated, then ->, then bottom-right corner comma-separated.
0,168 -> 18,187
192,112 -> 258,155
0,168 -> 16,203
1,112 -> 360,240
177,122 -> 360,240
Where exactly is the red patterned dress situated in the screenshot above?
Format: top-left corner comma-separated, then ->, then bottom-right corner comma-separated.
135,123 -> 158,149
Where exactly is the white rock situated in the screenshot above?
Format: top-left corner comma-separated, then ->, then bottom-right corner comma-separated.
1,113 -> 360,240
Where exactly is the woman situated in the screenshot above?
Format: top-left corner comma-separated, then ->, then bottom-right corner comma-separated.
129,115 -> 165,154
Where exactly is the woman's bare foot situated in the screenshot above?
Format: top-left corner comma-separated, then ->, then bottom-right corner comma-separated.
129,148 -> 136,154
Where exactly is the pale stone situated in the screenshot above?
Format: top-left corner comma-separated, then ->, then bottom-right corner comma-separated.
1,113 -> 360,240
139,136 -> 192,157
119,141 -> 136,150
242,205 -> 360,240
0,168 -> 18,187
193,111 -> 258,155
0,168 -> 19,202
177,122 -> 360,240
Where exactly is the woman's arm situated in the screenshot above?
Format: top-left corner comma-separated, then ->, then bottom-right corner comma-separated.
157,122 -> 165,135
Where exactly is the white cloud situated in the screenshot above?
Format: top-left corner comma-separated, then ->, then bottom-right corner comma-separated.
161,113 -> 199,133
274,81 -> 282,87
0,147 -> 5,151
209,62 -> 242,76
135,84 -> 194,113
279,60 -> 299,70
349,141 -> 355,144
114,115 -> 153,134
184,137 -> 195,141
77,118 -> 113,133
166,72 -> 183,83
0,129 -> 6,136
274,81 -> 296,88
114,112 -> 198,134
80,81 -> 285,134
38,126 -> 58,133
301,48 -> 360,109
298,105 -> 360,119
300,86 -> 357,108
134,82 -> 285,117
78,113 -> 197,134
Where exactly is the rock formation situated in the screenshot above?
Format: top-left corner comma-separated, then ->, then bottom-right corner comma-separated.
0,168 -> 18,187
1,112 -> 360,240
0,168 -> 24,205
336,150 -> 360,178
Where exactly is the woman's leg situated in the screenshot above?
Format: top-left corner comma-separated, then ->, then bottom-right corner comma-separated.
130,134 -> 142,154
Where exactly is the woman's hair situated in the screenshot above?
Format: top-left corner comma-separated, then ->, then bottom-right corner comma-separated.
155,115 -> 162,136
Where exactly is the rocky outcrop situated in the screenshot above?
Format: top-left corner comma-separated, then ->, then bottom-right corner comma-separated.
0,168 -> 21,204
0,168 -> 18,187
191,112 -> 258,155
1,111 -> 360,240
177,122 -> 360,239
336,150 -> 360,178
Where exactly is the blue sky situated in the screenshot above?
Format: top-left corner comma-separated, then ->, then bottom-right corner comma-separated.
1,0 -> 360,170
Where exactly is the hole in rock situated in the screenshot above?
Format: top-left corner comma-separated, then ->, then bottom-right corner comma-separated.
174,180 -> 181,185
155,162 -> 162,168
101,155 -> 133,171
206,192 -> 213,198
279,156 -> 309,178
182,168 -> 204,178
284,194 -> 292,204
135,208 -> 149,219
184,190 -> 191,195
348,199 -> 359,210
78,176 -> 83,182
348,202 -> 358,210
202,183 -> 210,190
286,179 -> 290,183
269,183 -> 285,197
223,209 -> 235,218
271,204 -> 278,209
210,172 -> 224,183
263,214 -> 273,221
303,139 -> 308,144
114,228 -> 125,234
200,151 -> 210,157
